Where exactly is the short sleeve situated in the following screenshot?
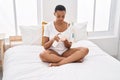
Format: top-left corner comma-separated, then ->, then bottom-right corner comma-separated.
43,25 -> 49,37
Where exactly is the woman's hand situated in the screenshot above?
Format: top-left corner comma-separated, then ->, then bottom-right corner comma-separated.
54,33 -> 61,42
59,37 -> 67,42
61,38 -> 72,48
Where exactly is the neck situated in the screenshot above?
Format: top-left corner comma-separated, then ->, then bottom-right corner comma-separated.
55,20 -> 64,25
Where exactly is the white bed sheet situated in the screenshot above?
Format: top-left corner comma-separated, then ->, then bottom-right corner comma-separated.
2,40 -> 120,80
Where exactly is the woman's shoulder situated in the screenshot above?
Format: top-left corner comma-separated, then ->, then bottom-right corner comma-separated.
65,21 -> 74,26
44,21 -> 54,29
64,21 -> 73,29
63,21 -> 70,28
45,22 -> 52,26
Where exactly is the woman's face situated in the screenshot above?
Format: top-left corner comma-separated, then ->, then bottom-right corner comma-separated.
54,10 -> 66,23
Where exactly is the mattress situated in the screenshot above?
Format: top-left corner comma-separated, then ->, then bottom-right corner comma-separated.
2,40 -> 120,80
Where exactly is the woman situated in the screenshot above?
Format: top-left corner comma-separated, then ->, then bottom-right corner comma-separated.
40,5 -> 89,66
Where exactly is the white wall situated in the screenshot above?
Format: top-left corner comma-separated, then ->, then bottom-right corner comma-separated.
118,16 -> 120,59
111,0 -> 120,59
114,0 -> 120,37
42,0 -> 77,23
116,0 -> 120,59
37,0 -> 42,25
92,0 -> 120,58
89,37 -> 118,57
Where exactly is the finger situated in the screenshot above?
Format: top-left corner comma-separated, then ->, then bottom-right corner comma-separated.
57,36 -> 60,40
56,37 -> 60,41
56,35 -> 60,39
57,33 -> 61,36
54,35 -> 58,39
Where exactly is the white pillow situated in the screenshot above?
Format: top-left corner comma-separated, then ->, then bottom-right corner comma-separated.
20,25 -> 42,45
72,22 -> 88,42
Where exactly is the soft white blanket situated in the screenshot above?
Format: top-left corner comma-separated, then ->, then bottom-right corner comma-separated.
3,40 -> 120,80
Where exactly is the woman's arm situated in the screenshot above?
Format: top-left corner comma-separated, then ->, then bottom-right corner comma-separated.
43,37 -> 54,50
43,33 -> 60,49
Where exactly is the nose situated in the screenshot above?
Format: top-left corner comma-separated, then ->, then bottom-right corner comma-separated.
59,17 -> 64,21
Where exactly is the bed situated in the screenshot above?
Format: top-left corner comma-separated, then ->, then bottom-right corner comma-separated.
2,40 -> 120,80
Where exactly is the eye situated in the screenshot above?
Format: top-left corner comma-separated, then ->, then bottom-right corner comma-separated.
57,16 -> 60,18
62,16 -> 65,18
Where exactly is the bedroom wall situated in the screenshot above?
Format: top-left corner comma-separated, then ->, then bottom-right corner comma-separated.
40,0 -> 119,57
112,0 -> 120,59
116,0 -> 120,60
89,0 -> 119,57
42,0 -> 77,23
118,17 -> 120,60
89,37 -> 118,57
88,0 -> 119,57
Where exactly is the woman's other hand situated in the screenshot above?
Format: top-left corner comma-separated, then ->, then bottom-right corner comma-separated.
59,37 -> 67,42
54,33 -> 61,42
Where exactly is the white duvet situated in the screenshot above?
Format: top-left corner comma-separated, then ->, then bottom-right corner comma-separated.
2,40 -> 120,80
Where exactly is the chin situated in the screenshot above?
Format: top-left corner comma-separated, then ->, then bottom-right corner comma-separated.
58,21 -> 64,23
